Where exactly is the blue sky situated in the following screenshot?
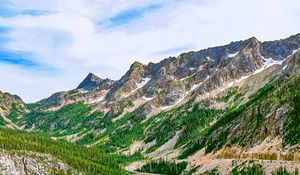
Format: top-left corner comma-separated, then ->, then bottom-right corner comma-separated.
0,49 -> 38,68
0,0 -> 300,102
99,4 -> 162,27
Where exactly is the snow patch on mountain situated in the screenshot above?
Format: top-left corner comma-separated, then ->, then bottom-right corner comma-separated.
254,57 -> 283,74
123,78 -> 151,98
79,90 -> 88,93
236,57 -> 284,83
228,51 -> 239,58
142,96 -> 154,101
198,65 -> 204,71
137,78 -> 151,89
264,57 -> 284,67
293,48 -> 300,54
206,56 -> 212,61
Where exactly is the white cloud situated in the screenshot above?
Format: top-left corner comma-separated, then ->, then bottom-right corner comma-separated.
0,0 -> 299,102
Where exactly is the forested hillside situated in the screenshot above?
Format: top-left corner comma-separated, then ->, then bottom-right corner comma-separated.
0,127 -> 144,174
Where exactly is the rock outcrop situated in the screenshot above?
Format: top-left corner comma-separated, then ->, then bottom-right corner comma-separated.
0,150 -> 72,175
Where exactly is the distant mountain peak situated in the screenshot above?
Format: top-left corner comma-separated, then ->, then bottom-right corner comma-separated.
77,73 -> 113,91
244,36 -> 260,46
86,72 -> 101,80
130,61 -> 145,69
122,61 -> 148,80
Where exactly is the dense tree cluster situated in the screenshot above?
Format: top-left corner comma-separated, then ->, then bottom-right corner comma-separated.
138,159 -> 187,175
0,128 -> 136,175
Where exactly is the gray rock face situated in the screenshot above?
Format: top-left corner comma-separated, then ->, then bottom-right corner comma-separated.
283,50 -> 300,77
261,33 -> 300,60
0,151 -> 72,175
105,61 -> 150,101
192,38 -> 264,95
77,73 -> 114,91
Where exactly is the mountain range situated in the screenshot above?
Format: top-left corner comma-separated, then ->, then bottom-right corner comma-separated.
0,33 -> 300,175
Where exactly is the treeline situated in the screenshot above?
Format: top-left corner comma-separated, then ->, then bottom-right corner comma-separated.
138,159 -> 187,175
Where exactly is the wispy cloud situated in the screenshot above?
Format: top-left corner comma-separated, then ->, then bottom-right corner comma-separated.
99,4 -> 162,28
0,27 -> 11,46
0,49 -> 37,67
0,26 -> 56,71
0,3 -> 51,17
0,49 -> 56,72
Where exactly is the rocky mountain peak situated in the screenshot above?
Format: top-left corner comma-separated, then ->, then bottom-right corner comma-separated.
127,61 -> 148,75
243,36 -> 260,49
83,72 -> 101,82
77,73 -> 100,90
124,61 -> 149,80
105,61 -> 150,101
77,73 -> 114,91
131,61 -> 144,67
